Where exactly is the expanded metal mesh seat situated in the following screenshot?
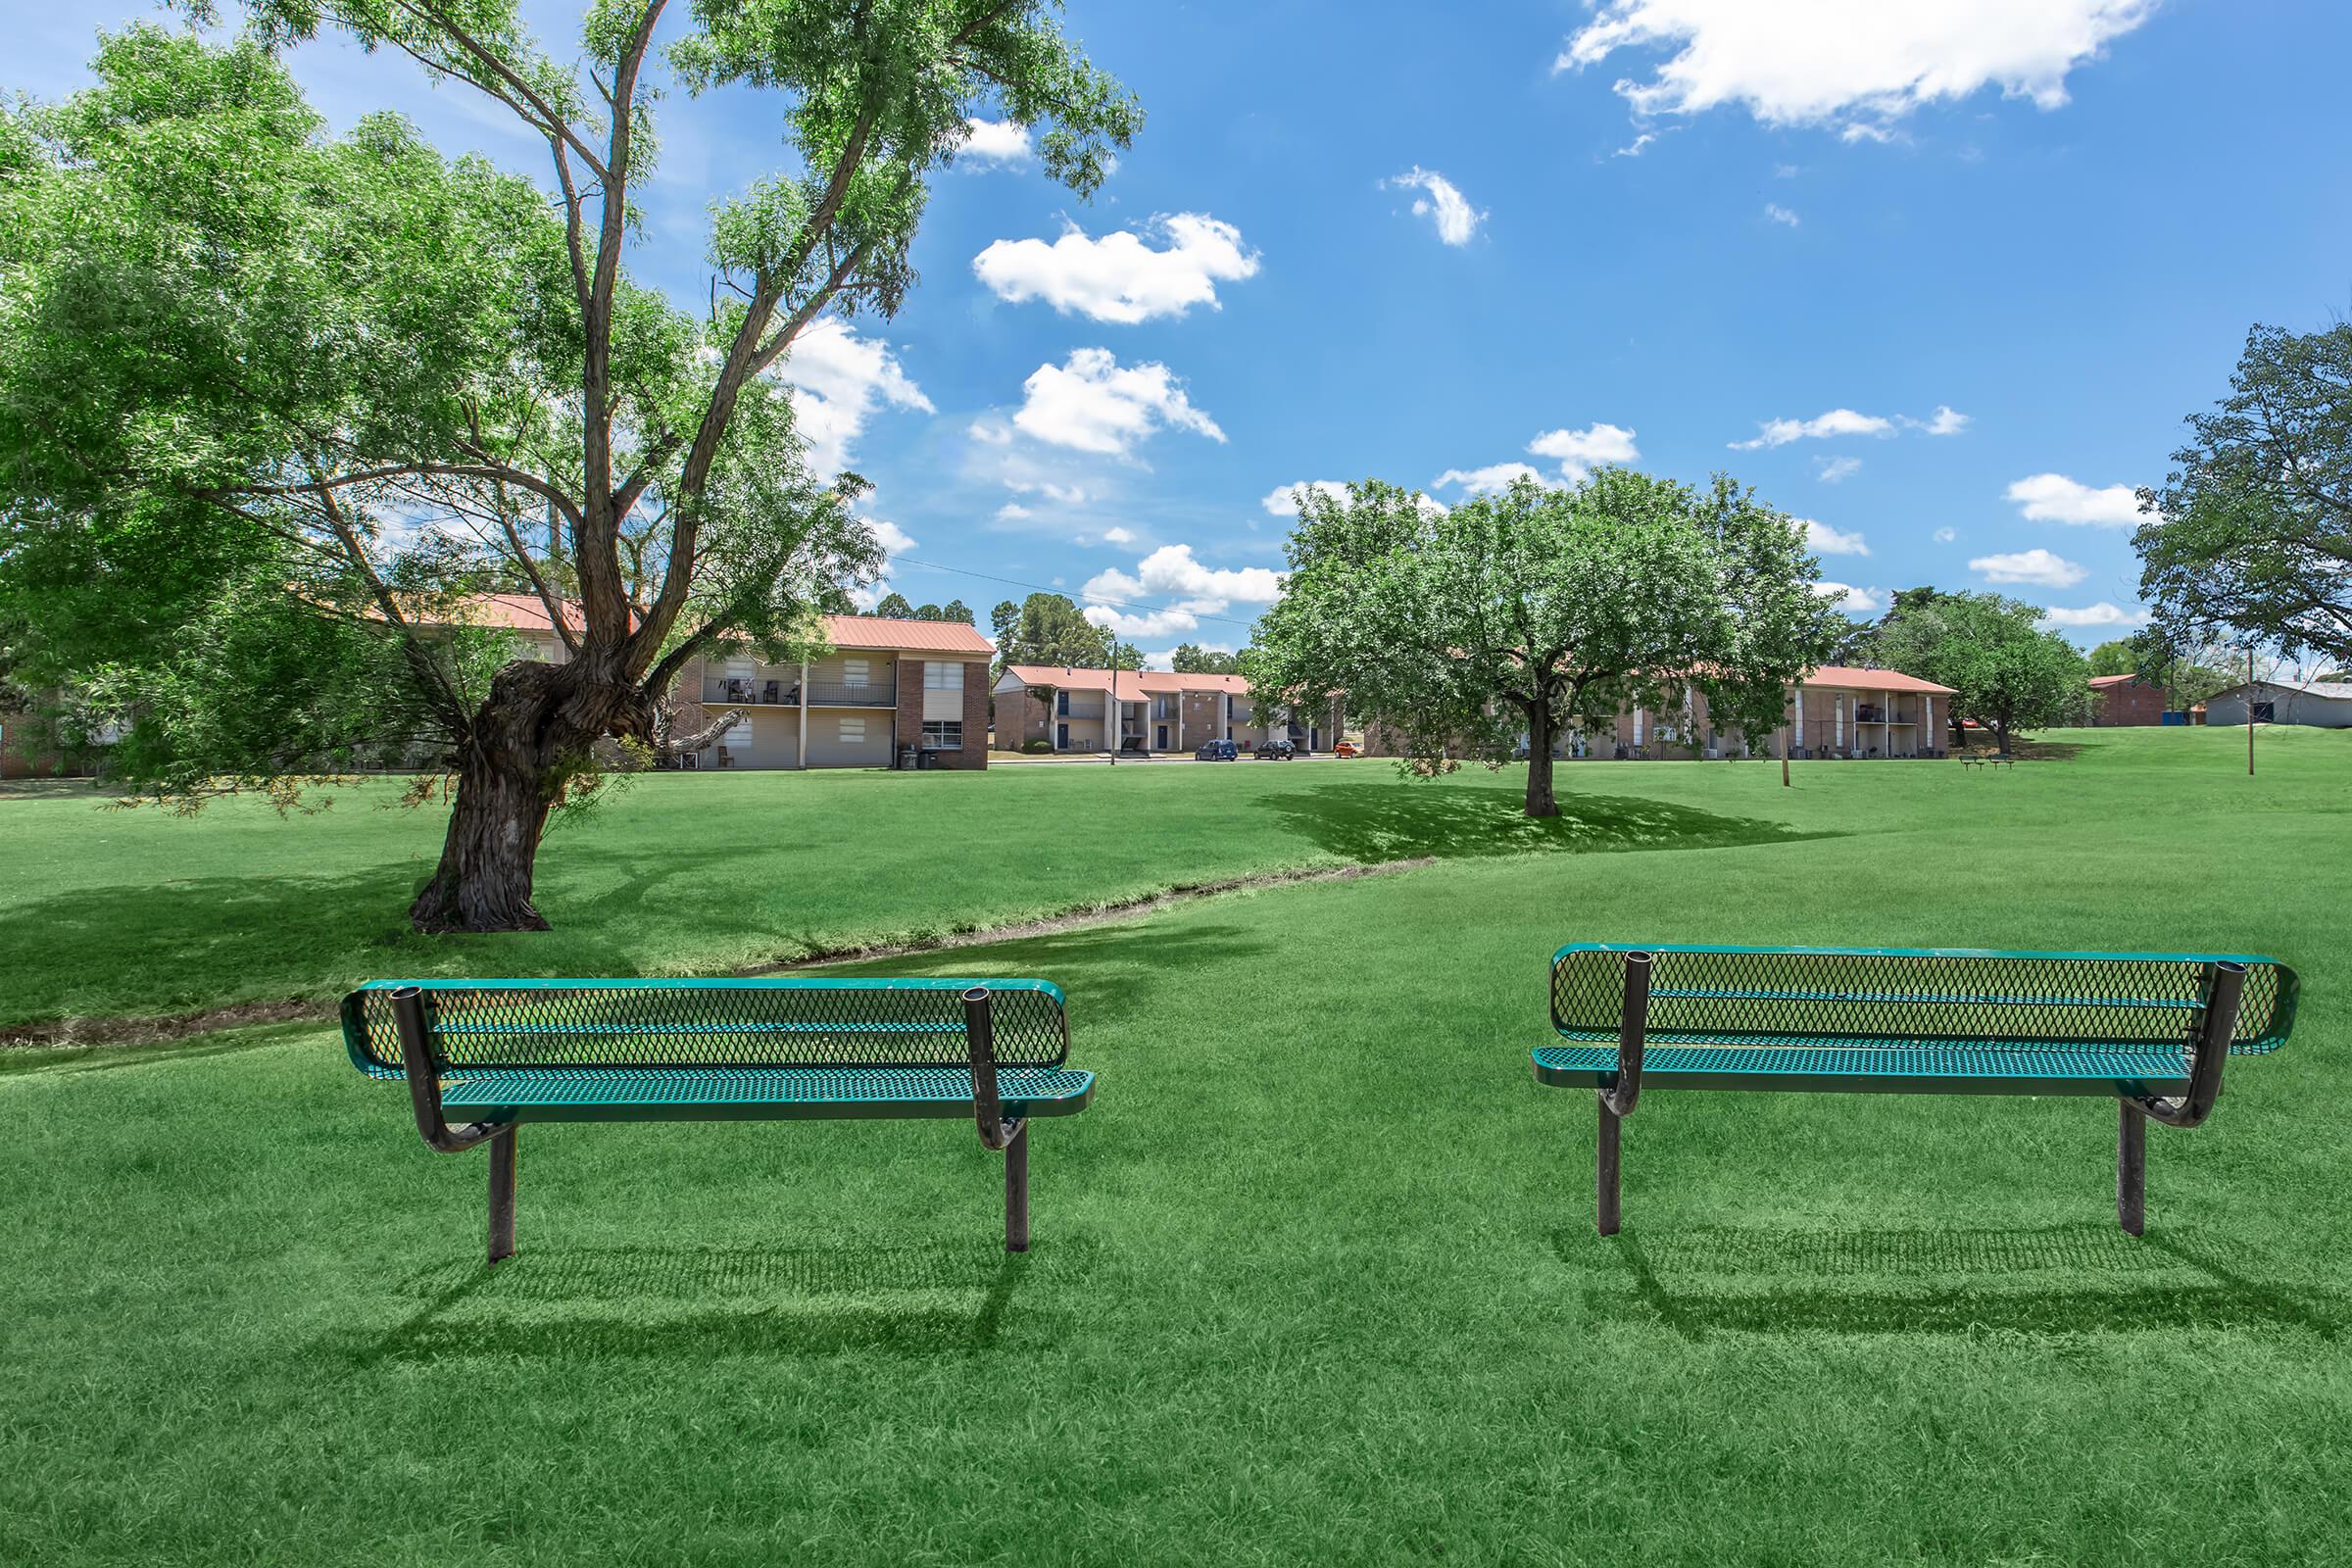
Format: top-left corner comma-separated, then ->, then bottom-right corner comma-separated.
1531,944 -> 2300,1236
342,978 -> 1089,1261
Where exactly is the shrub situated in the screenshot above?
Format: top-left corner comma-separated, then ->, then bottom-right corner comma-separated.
1023,739 -> 1054,755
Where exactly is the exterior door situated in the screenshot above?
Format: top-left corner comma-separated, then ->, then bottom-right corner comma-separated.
1056,722 -> 1069,749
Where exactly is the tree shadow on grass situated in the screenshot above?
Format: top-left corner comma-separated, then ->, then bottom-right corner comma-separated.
1555,1223 -> 2341,1342
342,1238 -> 1093,1364
1258,779 -> 1832,865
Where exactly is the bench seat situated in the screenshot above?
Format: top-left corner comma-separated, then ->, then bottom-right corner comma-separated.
1533,1040 -> 2190,1097
435,1064 -> 1096,1121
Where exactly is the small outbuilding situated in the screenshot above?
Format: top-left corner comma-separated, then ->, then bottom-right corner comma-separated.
2087,672 -> 2167,726
2204,678 -> 2352,729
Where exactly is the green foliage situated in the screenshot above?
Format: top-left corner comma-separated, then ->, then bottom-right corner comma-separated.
1870,591 -> 2089,752
874,592 -> 916,618
1250,473 -> 1840,813
997,592 -> 1113,668
2087,639 -> 2136,678
1171,643 -> 1243,674
2137,321 -> 2352,668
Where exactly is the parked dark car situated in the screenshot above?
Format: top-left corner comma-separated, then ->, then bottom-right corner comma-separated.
1252,739 -> 1296,760
1194,739 -> 1239,761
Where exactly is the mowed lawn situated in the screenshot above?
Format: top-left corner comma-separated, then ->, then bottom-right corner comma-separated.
5,726 -> 2351,1564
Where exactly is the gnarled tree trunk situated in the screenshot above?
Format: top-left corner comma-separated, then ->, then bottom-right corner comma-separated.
1523,700 -> 1559,818
409,658 -> 650,932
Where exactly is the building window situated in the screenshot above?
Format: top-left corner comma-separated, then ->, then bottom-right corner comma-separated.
1055,691 -> 1070,715
841,658 -> 869,687
922,720 -> 963,748
839,716 -> 866,742
2252,702 -> 2276,723
923,662 -> 963,691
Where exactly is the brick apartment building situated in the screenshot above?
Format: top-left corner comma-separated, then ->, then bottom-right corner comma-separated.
990,665 -> 1345,755
2087,672 -> 2167,726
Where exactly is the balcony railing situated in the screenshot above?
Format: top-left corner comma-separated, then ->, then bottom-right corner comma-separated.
1055,701 -> 1105,719
808,679 -> 895,707
704,677 -> 796,706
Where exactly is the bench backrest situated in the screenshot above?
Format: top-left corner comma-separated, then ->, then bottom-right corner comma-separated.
341,978 -> 1069,1077
1551,944 -> 2298,1053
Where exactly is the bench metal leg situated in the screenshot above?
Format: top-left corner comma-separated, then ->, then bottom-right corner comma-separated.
1004,1122 -> 1030,1253
1596,1096 -> 1623,1237
488,1126 -> 518,1265
2117,1102 -> 2145,1237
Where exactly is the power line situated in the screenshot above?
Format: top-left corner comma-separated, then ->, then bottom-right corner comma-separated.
886,554 -> 1266,634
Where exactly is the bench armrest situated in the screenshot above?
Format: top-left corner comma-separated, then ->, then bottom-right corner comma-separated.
1598,951 -> 1652,1117
963,986 -> 1025,1152
2134,960 -> 2244,1130
390,986 -> 515,1153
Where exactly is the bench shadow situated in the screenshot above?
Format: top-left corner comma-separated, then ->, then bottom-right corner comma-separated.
1557,1223 -> 2341,1342
1257,779 -> 1830,864
342,1239 -> 1072,1364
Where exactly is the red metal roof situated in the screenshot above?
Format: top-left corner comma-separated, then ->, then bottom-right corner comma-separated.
821,614 -> 994,655
2088,672 -> 2146,688
1800,664 -> 1957,695
999,664 -> 1250,696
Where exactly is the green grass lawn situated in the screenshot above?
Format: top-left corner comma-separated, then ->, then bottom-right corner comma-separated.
6,726 -> 2351,1563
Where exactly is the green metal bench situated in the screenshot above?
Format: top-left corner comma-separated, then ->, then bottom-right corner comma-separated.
1531,944 -> 2299,1236
341,978 -> 1091,1263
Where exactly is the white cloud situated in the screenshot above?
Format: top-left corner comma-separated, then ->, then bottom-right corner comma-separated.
1434,462 -> 1556,496
2005,471 -> 2144,527
1387,167 -> 1485,246
1764,202 -> 1801,226
1556,1 -> 2157,140
1815,455 -> 1862,483
1732,408 -> 1895,449
1261,480 -> 1353,516
1011,349 -> 1225,456
1971,547 -> 2086,587
1815,580 -> 1885,614
1800,518 -> 1869,556
1528,422 -> 1641,475
775,318 -> 934,477
1933,526 -> 1958,543
864,517 -> 916,558
959,118 -> 1033,167
1915,404 -> 1971,435
970,416 -> 1014,445
995,503 -> 1032,521
1004,478 -> 1091,506
972,214 -> 1259,324
1077,544 -> 1283,640
2040,602 -> 2151,629
1102,525 -> 1137,546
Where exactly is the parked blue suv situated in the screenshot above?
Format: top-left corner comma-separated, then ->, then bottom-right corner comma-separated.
1193,739 -> 1239,761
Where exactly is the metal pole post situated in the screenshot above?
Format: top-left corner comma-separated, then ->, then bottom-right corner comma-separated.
1596,1099 -> 1622,1236
2247,645 -> 2255,776
488,1126 -> 518,1264
1004,1122 -> 1030,1252
2117,1102 -> 2145,1237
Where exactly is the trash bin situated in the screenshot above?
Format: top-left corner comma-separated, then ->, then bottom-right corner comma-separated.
896,744 -> 918,771
916,747 -> 934,770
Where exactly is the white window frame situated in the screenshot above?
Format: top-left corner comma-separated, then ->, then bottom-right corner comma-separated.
923,661 -> 963,691
922,719 -> 963,748
838,715 -> 866,742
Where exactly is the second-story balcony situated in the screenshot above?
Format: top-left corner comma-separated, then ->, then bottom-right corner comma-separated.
1055,699 -> 1105,720
807,677 -> 896,707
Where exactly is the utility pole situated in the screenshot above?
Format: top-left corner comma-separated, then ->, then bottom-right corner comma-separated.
1107,644 -> 1118,767
2247,644 -> 2256,776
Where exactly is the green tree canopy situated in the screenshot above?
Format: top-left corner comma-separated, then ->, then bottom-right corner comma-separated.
2087,639 -> 2137,678
1170,643 -> 1243,674
1869,591 -> 2089,754
0,6 -> 1137,932
2136,321 -> 2352,670
997,592 -> 1113,669
874,592 -> 916,618
1248,472 -> 1840,816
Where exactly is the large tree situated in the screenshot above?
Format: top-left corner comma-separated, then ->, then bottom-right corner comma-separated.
1869,591 -> 2088,754
1170,643 -> 1242,674
0,5 -> 1136,932
2135,321 -> 2352,670
997,591 -> 1112,668
1248,473 -> 1839,817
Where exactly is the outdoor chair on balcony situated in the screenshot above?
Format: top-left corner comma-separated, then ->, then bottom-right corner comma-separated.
1533,943 -> 2300,1237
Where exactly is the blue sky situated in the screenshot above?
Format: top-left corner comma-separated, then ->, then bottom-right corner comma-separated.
15,1 -> 2352,664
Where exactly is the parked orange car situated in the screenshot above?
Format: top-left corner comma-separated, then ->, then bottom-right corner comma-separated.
1333,740 -> 1360,759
